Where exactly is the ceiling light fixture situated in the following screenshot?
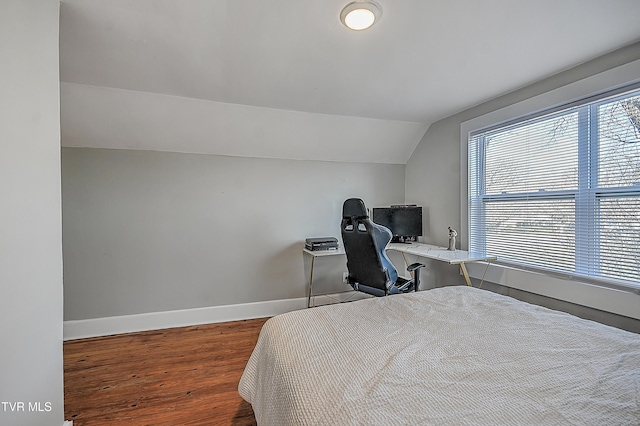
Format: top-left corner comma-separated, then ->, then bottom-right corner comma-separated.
340,1 -> 382,31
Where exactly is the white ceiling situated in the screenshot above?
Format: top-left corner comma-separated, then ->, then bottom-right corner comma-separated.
59,0 -> 640,163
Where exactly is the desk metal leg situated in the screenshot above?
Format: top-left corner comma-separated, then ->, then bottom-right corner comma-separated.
401,252 -> 409,268
460,261 -> 492,287
478,262 -> 491,289
307,255 -> 316,308
460,262 -> 472,286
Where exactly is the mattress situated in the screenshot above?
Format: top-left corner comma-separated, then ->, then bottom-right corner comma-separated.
238,286 -> 640,425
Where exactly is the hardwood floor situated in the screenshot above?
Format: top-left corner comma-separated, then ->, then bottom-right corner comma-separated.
64,318 -> 269,426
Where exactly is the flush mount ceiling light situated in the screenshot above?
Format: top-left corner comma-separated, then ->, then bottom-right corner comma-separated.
340,1 -> 382,31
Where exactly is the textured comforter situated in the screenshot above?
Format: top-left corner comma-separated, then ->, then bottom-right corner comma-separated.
239,286 -> 640,425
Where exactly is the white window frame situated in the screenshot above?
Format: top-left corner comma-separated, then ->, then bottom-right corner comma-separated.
460,59 -> 640,320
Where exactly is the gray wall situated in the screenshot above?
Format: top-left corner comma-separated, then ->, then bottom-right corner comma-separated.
0,1 -> 64,425
406,42 -> 640,332
62,148 -> 405,320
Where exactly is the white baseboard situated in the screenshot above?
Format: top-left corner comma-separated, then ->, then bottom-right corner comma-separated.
63,297 -> 309,341
308,291 -> 371,307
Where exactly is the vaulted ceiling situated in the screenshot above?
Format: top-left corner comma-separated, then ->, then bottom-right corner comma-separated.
59,0 -> 640,163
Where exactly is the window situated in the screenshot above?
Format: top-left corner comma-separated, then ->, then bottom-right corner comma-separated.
468,85 -> 640,291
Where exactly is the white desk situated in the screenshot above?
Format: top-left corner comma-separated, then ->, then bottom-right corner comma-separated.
387,243 -> 497,287
303,244 -> 496,308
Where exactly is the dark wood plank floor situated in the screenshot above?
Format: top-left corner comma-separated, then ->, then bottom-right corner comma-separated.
64,317 -> 269,426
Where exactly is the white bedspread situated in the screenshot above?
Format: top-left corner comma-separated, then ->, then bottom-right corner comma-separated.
239,286 -> 640,425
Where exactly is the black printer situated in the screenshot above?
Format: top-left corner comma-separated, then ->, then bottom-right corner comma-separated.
305,237 -> 339,251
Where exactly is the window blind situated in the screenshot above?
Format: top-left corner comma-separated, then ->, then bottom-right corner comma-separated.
468,86 -> 640,291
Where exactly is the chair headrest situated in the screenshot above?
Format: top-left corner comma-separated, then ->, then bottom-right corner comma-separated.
342,198 -> 368,219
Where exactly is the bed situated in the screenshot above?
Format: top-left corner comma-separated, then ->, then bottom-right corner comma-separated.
238,286 -> 640,425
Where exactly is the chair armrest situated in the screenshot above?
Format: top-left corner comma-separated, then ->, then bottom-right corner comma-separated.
406,262 -> 425,272
407,263 -> 425,292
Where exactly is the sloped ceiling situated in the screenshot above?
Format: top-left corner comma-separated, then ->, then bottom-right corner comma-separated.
59,0 -> 640,164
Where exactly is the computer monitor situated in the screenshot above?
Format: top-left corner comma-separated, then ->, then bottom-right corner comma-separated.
372,205 -> 422,243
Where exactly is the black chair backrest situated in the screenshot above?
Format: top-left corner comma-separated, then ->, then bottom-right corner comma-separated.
341,198 -> 399,292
